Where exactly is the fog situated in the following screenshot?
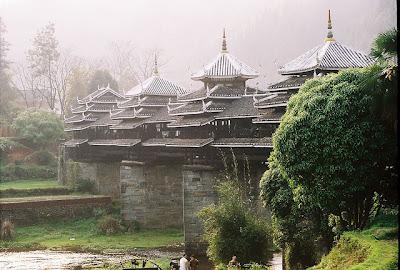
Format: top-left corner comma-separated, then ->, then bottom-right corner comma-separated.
0,0 -> 397,89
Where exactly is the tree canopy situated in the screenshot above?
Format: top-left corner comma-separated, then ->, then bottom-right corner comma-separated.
12,110 -> 64,149
88,69 -> 119,93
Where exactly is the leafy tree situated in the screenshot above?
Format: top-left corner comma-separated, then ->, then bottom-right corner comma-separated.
198,180 -> 272,265
12,110 -> 64,149
267,66 -> 394,231
0,17 -> 16,119
27,22 -> 61,111
87,69 -> 118,93
260,154 -> 331,269
370,28 -> 397,61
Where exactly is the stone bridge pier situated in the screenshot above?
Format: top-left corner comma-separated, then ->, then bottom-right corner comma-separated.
60,157 -> 220,255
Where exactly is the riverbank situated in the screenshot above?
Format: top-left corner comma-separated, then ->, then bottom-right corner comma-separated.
308,212 -> 398,270
0,217 -> 183,253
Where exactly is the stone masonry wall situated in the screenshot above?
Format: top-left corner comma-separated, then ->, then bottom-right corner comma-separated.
0,196 -> 112,226
182,165 -> 218,256
62,160 -> 120,199
120,161 -> 183,229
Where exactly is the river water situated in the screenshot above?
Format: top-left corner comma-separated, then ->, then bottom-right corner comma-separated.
0,251 -> 282,270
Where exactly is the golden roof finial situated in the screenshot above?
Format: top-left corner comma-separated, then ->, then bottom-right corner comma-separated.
325,9 -> 335,42
153,52 -> 159,76
221,28 -> 228,53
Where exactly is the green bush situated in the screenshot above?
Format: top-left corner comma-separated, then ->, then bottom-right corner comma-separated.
0,164 -> 57,181
74,178 -> 95,193
97,215 -> 122,235
198,181 -> 273,265
24,150 -> 57,166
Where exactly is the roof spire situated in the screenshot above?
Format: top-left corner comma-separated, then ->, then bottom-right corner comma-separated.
221,28 -> 228,53
153,52 -> 159,76
325,9 -> 335,42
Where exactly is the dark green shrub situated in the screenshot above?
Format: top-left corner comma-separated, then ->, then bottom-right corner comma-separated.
97,215 -> 122,235
198,181 -> 273,264
24,150 -> 57,166
1,220 -> 15,240
1,164 -> 57,180
74,178 -> 95,193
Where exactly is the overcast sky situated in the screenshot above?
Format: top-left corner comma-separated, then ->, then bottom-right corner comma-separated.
0,0 -> 397,90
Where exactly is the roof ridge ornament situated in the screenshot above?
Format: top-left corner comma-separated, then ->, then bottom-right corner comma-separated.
153,52 -> 159,76
325,9 -> 336,42
221,28 -> 228,53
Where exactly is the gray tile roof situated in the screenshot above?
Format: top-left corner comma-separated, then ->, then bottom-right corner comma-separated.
211,137 -> 272,148
215,96 -> 259,119
142,138 -> 213,147
278,41 -> 374,75
78,87 -> 125,104
125,75 -> 186,96
109,119 -> 145,130
268,75 -> 312,91
191,52 -> 258,80
144,107 -> 179,124
169,102 -> 204,115
64,139 -> 88,147
252,108 -> 284,124
64,113 -> 97,124
254,93 -> 292,108
64,122 -> 93,132
167,114 -> 215,128
177,85 -> 256,102
88,139 -> 141,147
91,115 -> 122,127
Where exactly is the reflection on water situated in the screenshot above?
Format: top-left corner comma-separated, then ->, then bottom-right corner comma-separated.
0,251 -> 283,270
0,250 -> 127,269
269,253 -> 283,270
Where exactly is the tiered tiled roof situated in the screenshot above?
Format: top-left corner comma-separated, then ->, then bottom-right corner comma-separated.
278,11 -> 373,75
110,62 -> 186,129
191,30 -> 258,81
65,86 -> 126,131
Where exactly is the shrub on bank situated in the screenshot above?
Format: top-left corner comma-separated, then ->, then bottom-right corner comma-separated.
97,215 -> 122,235
0,164 -> 57,181
1,220 -> 15,240
198,181 -> 273,265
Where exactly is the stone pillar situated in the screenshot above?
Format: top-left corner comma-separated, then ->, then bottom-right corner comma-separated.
120,161 -> 183,229
182,165 -> 217,256
96,162 -> 121,199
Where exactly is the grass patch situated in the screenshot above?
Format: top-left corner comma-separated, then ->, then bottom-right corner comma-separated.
0,179 -> 72,197
0,217 -> 183,253
308,211 -> 398,270
0,178 -> 61,190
